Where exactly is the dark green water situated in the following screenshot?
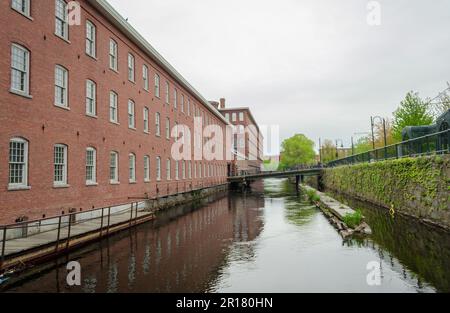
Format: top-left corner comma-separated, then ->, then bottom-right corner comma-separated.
3,179 -> 449,293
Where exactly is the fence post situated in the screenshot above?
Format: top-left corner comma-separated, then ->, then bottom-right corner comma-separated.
55,216 -> 62,253
1,227 -> 7,266
66,214 -> 72,251
106,207 -> 111,236
129,202 -> 134,227
100,207 -> 105,237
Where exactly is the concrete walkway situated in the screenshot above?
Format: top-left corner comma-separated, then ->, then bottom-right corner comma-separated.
3,208 -> 152,257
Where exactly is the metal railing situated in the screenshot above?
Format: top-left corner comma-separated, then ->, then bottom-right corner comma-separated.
327,129 -> 450,167
0,201 -> 154,268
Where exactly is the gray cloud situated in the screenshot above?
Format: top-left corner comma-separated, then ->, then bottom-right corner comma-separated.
108,0 -> 450,153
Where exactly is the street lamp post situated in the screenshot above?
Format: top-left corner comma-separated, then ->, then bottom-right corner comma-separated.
335,139 -> 344,159
371,116 -> 388,159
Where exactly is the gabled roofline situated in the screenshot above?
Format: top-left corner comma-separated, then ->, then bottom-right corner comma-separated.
88,0 -> 230,125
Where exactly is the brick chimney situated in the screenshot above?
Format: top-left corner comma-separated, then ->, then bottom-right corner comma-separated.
219,98 -> 226,109
209,101 -> 220,109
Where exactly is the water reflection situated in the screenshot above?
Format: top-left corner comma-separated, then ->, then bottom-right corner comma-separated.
3,179 -> 450,293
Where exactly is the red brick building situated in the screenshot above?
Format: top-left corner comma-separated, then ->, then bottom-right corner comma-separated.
213,99 -> 263,175
0,0 -> 229,224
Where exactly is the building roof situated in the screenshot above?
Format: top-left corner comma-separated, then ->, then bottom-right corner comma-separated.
219,107 -> 261,132
89,0 -> 230,125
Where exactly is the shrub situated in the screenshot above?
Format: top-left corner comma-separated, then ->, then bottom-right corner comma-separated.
343,210 -> 363,229
306,189 -> 321,203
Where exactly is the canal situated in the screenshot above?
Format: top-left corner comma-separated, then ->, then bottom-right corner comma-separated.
3,179 -> 450,293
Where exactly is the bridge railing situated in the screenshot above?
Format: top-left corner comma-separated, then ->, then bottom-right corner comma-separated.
327,129 -> 450,167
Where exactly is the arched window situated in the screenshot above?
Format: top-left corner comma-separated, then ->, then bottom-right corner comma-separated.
129,153 -> 136,183
54,144 -> 68,186
156,157 -> 161,181
110,151 -> 119,183
8,137 -> 29,189
144,155 -> 150,182
85,147 -> 96,184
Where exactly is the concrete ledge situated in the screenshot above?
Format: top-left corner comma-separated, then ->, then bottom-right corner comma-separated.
301,185 -> 372,238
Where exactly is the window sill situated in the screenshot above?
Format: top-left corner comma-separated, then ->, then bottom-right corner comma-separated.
85,53 -> 98,61
53,184 -> 70,189
144,130 -> 149,134
8,185 -> 31,191
110,120 -> 120,125
86,182 -> 98,187
128,126 -> 137,131
54,104 -> 70,111
128,79 -> 136,85
144,180 -> 151,183
110,67 -> 119,74
11,8 -> 33,21
10,89 -> 32,99
129,181 -> 137,184
54,33 -> 70,44
110,181 -> 120,185
86,114 -> 98,119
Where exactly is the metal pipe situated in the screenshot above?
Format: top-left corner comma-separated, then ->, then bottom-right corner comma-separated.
100,207 -> 105,237
66,214 -> 73,251
55,216 -> 62,252
1,227 -> 7,265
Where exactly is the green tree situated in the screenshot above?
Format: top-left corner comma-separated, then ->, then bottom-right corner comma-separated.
392,91 -> 434,141
320,139 -> 337,163
353,136 -> 372,154
279,134 -> 316,169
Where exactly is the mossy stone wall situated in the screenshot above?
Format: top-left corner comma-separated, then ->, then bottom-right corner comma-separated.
322,155 -> 450,228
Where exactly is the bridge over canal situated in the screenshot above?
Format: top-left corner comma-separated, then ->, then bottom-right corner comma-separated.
228,168 -> 322,186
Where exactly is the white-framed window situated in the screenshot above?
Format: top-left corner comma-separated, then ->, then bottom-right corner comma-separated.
173,89 -> 178,109
143,107 -> 149,133
180,94 -> 184,113
55,65 -> 68,107
143,65 -> 149,90
109,91 -> 118,123
86,79 -> 96,116
144,155 -> 150,182
55,0 -> 68,40
182,160 -> 186,179
154,74 -> 160,98
165,81 -> 170,104
155,112 -> 161,136
54,144 -> 68,186
232,113 -> 237,122
127,53 -> 135,82
198,162 -> 202,178
156,157 -> 161,181
85,147 -> 96,184
110,151 -> 119,183
109,39 -> 118,71
204,163 -> 206,178
128,100 -> 135,128
86,20 -> 96,57
12,0 -> 30,17
175,161 -> 179,180
188,161 -> 192,179
194,162 -> 197,179
11,44 -> 30,95
187,99 -> 191,116
165,117 -> 170,139
166,159 -> 171,180
239,112 -> 244,121
8,137 -> 28,189
129,153 -> 136,183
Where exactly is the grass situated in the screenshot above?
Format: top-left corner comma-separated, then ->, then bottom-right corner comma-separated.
306,189 -> 321,203
342,210 -> 363,229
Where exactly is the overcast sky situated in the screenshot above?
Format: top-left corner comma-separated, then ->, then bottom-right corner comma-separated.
108,0 -> 450,155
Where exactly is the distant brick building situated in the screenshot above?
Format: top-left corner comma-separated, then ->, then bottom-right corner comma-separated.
0,0 -> 229,224
212,99 -> 263,175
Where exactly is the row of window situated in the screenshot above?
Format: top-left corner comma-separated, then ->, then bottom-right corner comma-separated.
11,0 -> 207,121
8,138 -> 225,190
224,112 -> 245,123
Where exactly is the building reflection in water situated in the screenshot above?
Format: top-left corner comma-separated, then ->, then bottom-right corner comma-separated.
17,191 -> 265,293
